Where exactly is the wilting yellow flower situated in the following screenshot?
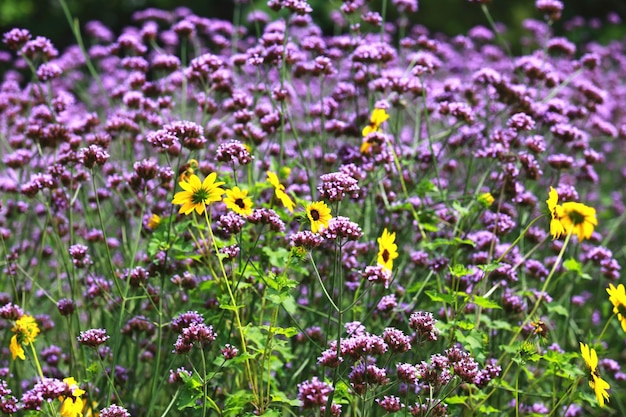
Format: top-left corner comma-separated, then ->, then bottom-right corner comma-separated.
224,186 -> 254,217
147,214 -> 161,230
172,173 -> 225,216
178,159 -> 199,182
546,187 -> 565,239
478,192 -> 495,207
607,283 -> 626,333
559,201 -> 597,242
362,108 -> 390,137
306,201 -> 332,234
361,108 -> 390,154
267,171 -> 295,212
377,228 -> 399,272
580,342 -> 610,408
60,377 -> 86,417
10,315 -> 40,361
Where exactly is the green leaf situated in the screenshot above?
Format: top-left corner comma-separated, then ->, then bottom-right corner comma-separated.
547,303 -> 569,317
452,200 -> 470,217
259,325 -> 298,338
449,264 -> 474,277
224,390 -> 256,416
563,257 -> 592,280
270,393 -> 301,407
489,320 -> 513,331
257,409 -> 281,417
416,179 -> 438,196
425,290 -> 459,304
177,373 -> 203,410
477,404 -> 501,414
455,320 -> 476,330
477,262 -> 502,273
445,395 -> 468,405
262,246 -> 291,269
472,295 -> 501,309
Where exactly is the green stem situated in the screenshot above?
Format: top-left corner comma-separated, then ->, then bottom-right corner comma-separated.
203,208 -> 259,407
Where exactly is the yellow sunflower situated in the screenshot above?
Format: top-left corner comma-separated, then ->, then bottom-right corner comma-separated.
224,186 -> 254,217
10,315 -> 40,361
607,283 -> 626,333
377,228 -> 399,272
172,173 -> 225,215
559,201 -> 597,241
306,201 -> 332,234
580,342 -> 610,408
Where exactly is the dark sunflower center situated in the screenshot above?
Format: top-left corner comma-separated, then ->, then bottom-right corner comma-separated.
310,209 -> 320,221
568,210 -> 586,225
192,188 -> 210,204
382,249 -> 389,263
617,303 -> 626,318
235,198 -> 245,209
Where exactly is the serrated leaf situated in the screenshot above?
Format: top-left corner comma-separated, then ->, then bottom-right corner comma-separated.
445,395 -> 468,405
425,290 -> 458,304
473,295 -> 501,309
449,264 -> 474,277
455,320 -> 476,330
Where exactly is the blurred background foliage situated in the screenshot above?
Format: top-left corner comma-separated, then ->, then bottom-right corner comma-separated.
0,0 -> 625,52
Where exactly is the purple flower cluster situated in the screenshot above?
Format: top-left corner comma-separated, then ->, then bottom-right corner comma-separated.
77,328 -> 110,347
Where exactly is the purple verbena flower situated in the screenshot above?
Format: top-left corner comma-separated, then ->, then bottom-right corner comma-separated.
77,328 -> 110,347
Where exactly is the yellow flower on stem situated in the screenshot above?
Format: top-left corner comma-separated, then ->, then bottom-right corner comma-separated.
478,192 -> 495,207
224,186 -> 254,217
607,283 -> 626,333
559,201 -> 597,242
361,108 -> 390,154
580,342 -> 610,408
306,201 -> 332,234
267,171 -> 295,212
546,187 -> 596,241
362,108 -> 390,137
377,228 -> 399,272
10,315 -> 40,361
546,187 -> 565,239
172,173 -> 225,216
147,214 -> 161,230
178,158 -> 199,182
60,377 -> 86,417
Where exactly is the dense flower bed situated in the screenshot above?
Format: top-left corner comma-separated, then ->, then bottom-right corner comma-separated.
0,0 -> 625,415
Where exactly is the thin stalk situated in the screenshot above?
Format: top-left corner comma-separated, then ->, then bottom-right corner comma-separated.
203,208 -> 259,407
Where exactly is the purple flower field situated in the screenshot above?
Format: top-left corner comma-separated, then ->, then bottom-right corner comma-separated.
1,0 -> 626,415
